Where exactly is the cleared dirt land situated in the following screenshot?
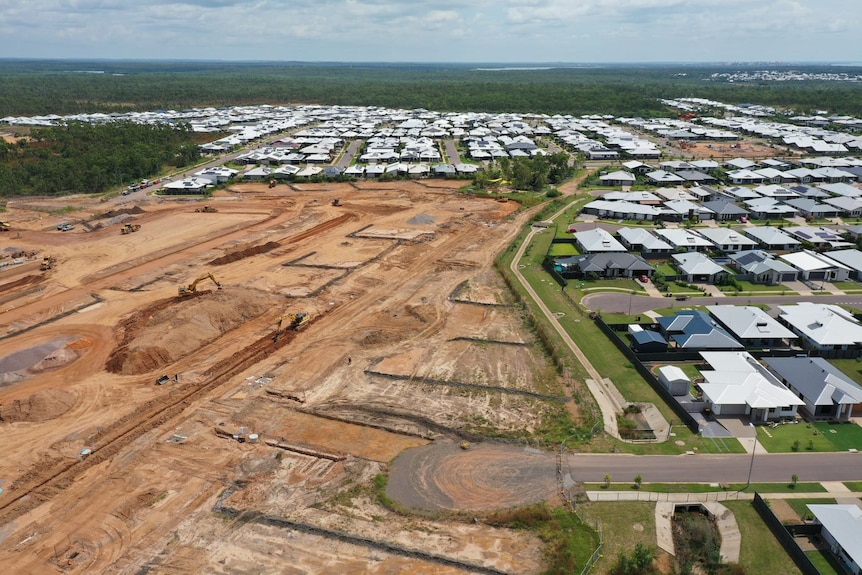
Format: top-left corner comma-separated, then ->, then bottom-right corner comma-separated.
0,181 -> 569,574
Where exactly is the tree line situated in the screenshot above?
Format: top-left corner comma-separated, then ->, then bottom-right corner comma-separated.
1,61 -> 860,119
0,121 -> 200,197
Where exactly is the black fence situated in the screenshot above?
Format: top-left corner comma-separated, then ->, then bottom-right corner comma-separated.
752,493 -> 821,575
594,316 -> 700,433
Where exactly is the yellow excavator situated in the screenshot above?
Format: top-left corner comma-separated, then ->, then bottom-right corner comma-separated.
178,273 -> 221,297
274,312 -> 310,341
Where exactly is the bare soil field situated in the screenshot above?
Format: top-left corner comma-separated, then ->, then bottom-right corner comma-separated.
0,180 -> 573,574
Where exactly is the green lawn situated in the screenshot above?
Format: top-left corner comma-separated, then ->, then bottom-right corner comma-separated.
806,549 -> 844,575
843,481 -> 862,492
547,242 -> 579,256
579,502 -> 657,574
756,422 -> 837,453
722,501 -> 803,575
825,358 -> 862,387
584,482 -> 729,493
732,482 -> 828,493
785,498 -> 837,521
813,421 -> 862,451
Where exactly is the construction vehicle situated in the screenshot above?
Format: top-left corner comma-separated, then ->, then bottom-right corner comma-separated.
0,221 -> 10,232
178,273 -> 221,297
120,223 -> 141,234
460,441 -> 471,450
39,256 -> 57,271
331,198 -> 342,207
268,179 -> 277,189
274,312 -> 310,341
195,205 -> 218,213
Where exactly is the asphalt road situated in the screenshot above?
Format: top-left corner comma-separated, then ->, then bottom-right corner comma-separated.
566,452 -> 862,483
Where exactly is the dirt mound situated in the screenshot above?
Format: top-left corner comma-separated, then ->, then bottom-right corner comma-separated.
208,241 -> 281,265
29,347 -> 81,373
106,288 -> 278,375
0,389 -> 76,422
97,206 -> 146,219
408,213 -> 435,225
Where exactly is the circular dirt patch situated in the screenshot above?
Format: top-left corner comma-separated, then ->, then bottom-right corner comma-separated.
387,442 -> 557,512
0,388 -> 77,422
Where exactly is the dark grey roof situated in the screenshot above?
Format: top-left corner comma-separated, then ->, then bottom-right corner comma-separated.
763,356 -> 862,406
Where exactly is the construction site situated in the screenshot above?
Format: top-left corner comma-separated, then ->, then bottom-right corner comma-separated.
0,180 -> 568,574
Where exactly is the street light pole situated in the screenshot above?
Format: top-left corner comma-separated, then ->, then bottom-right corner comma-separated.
746,422 -> 756,489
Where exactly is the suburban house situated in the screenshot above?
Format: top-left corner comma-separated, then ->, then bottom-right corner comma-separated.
581,200 -> 661,221
823,196 -> 862,218
554,253 -> 654,279
662,199 -> 714,221
645,170 -> 685,185
806,505 -> 862,575
574,228 -> 627,253
696,351 -> 804,421
777,303 -> 862,358
706,305 -> 798,348
741,227 -> 801,251
783,198 -> 841,219
743,197 -> 798,220
671,252 -> 729,283
655,229 -> 714,252
602,191 -> 662,205
616,228 -> 674,256
700,199 -> 750,221
818,182 -> 862,197
779,250 -> 851,283
657,310 -> 743,350
782,226 -> 853,250
763,356 -> 862,420
727,250 -> 798,284
726,169 -> 765,185
599,170 -> 637,186
696,228 -> 758,253
161,177 -> 212,194
822,249 -> 862,280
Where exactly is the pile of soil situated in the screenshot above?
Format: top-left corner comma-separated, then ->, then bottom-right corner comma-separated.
0,389 -> 76,422
0,337 -> 79,385
208,241 -> 280,265
408,213 -> 435,225
96,206 -> 146,220
105,288 -> 278,375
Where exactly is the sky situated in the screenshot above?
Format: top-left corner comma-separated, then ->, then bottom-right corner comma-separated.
0,0 -> 859,64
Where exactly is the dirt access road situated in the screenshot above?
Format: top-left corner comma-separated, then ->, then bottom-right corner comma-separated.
0,180 -> 569,574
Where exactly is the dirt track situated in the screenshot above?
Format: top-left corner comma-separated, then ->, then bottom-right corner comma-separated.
0,181 -> 566,574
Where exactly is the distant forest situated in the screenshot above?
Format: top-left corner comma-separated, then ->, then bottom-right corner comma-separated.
1,60 -> 861,118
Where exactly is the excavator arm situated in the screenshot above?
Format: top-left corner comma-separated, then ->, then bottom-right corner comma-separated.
274,312 -> 310,341
178,273 -> 222,297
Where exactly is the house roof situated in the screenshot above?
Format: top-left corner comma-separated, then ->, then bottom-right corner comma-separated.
655,229 -> 713,249
740,226 -> 800,246
698,351 -> 805,409
633,330 -> 668,346
557,252 -> 654,273
778,302 -> 862,346
658,311 -> 743,350
617,228 -> 673,251
671,252 -> 728,276
582,200 -> 662,217
763,356 -> 862,406
780,250 -> 851,272
574,228 -> 627,252
728,250 -> 797,275
696,228 -> 758,249
706,305 -> 797,341
807,505 -> 862,568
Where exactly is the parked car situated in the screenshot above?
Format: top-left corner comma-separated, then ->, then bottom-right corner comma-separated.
639,275 -> 649,283
57,223 -> 75,231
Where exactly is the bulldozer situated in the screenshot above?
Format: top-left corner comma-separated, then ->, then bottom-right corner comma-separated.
178,273 -> 221,297
120,223 -> 141,234
331,198 -> 342,207
195,205 -> 218,213
39,256 -> 57,271
274,312 -> 310,342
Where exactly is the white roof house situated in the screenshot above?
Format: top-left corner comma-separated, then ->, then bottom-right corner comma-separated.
807,505 -> 862,575
779,250 -> 851,282
696,228 -> 758,252
617,228 -> 673,254
706,305 -> 797,346
777,302 -> 862,356
655,229 -> 714,251
697,351 -> 804,420
574,228 -> 626,253
740,226 -> 801,250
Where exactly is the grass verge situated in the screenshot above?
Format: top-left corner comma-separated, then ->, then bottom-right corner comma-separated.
722,500 -> 802,575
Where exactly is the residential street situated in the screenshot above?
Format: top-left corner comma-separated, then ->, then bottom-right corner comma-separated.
565,452 -> 862,483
